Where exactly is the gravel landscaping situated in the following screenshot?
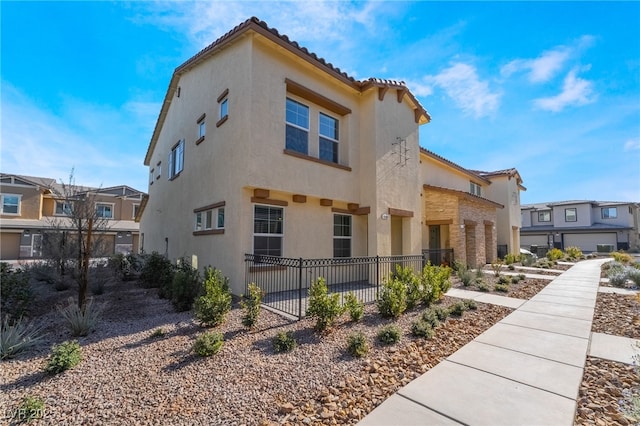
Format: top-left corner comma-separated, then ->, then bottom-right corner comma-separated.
1,260 -> 638,425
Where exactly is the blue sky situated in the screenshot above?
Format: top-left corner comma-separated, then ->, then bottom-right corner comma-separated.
1,1 -> 639,204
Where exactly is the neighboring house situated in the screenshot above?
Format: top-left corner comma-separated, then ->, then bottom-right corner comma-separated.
0,173 -> 145,261
139,17 -> 524,294
520,200 -> 640,253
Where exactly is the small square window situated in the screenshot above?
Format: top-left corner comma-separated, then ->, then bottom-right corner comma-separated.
55,201 -> 72,216
565,208 -> 577,222
538,211 -> 551,222
601,207 -> 617,219
96,203 -> 113,219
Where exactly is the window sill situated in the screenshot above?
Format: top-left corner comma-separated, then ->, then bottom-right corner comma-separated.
216,115 -> 228,128
195,136 -> 205,145
193,229 -> 224,236
283,149 -> 351,171
169,172 -> 182,181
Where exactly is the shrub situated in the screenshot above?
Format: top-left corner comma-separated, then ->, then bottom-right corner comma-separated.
393,265 -> 422,309
490,261 -> 503,277
346,332 -> 369,357
547,248 -> 563,261
612,251 -> 634,264
503,253 -> 517,265
494,283 -> 510,293
194,267 -> 232,327
306,277 -> 343,332
193,332 -> 224,357
411,320 -> 435,339
1,263 -> 34,321
626,267 -> 640,286
273,331 -> 297,353
511,275 -> 521,284
507,264 -> 515,271
609,272 -> 629,288
463,299 -> 478,310
148,328 -> 165,339
58,297 -> 103,336
565,246 -> 583,260
171,259 -> 201,312
477,283 -> 490,292
518,273 -> 526,280
455,262 -> 474,287
139,252 -> 175,294
377,324 -> 402,345
448,301 -> 468,317
241,283 -> 263,329
377,276 -> 407,318
421,308 -> 440,328
432,305 -> 450,321
421,263 -> 451,306
45,340 -> 81,374
344,292 -> 364,322
497,275 -> 511,285
0,317 -> 44,360
520,253 -> 535,267
16,395 -> 45,423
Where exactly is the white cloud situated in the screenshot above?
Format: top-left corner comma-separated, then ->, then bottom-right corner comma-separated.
533,68 -> 596,112
426,63 -> 501,117
624,137 -> 640,151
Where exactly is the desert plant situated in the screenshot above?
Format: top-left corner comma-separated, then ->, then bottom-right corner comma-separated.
494,283 -> 510,292
45,340 -> 81,374
421,263 -> 451,306
626,267 -> 640,286
139,251 -> 175,293
564,246 -> 583,260
194,267 -> 232,327
421,308 -> 440,328
0,317 -> 44,360
411,320 -> 435,339
503,253 -> 517,265
306,277 -> 343,332
432,305 -> 450,321
497,275 -> 511,285
448,301 -> 468,317
16,395 -> 46,423
511,275 -> 521,284
148,328 -> 165,339
455,262 -> 474,287
344,292 -> 364,322
507,264 -> 515,270
193,332 -> 224,357
518,273 -> 526,280
273,331 -> 297,353
393,265 -> 422,309
477,282 -> 490,292
609,272 -> 629,288
463,299 -> 478,310
377,275 -> 407,318
490,261 -> 503,277
377,324 -> 402,345
58,297 -> 103,336
346,332 -> 369,357
547,248 -> 563,261
1,263 -> 34,322
241,283 -> 263,328
171,259 -> 202,312
611,251 -> 634,264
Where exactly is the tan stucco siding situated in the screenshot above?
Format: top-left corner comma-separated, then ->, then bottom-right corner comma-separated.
420,156 -> 475,192
0,186 -> 42,219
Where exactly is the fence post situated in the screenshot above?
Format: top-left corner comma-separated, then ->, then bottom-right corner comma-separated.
375,255 -> 380,296
298,257 -> 303,320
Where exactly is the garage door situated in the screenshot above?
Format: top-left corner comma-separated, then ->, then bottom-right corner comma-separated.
520,234 -> 548,248
563,233 -> 617,252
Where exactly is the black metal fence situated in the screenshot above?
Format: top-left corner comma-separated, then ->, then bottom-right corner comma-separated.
244,249 -> 454,320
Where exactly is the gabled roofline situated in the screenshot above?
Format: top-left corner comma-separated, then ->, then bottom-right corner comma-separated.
423,184 -> 504,209
419,148 -> 492,185
144,17 -> 430,165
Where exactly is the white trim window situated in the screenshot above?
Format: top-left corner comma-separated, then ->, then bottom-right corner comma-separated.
194,207 -> 225,231
601,207 -> 617,219
538,211 -> 551,222
55,201 -> 72,216
133,204 -> 140,220
253,205 -> 283,256
285,98 -> 309,155
319,112 -> 339,163
96,203 -> 114,219
565,208 -> 577,222
168,140 -> 185,180
333,214 -> 351,257
470,182 -> 482,197
1,193 -> 21,215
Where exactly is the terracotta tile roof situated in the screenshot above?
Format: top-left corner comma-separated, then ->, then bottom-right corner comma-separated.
145,17 -> 431,165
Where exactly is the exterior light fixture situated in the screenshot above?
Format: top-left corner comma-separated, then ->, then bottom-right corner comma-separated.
381,213 -> 390,220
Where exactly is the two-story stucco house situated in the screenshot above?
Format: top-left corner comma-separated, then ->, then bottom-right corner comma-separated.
521,200 -> 640,253
140,17 -> 524,295
0,173 -> 145,261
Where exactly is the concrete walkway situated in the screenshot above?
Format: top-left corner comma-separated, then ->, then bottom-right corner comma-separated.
359,258 -> 639,426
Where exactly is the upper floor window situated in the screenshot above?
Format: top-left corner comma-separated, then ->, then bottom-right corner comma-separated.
470,182 -> 482,197
220,98 -> 228,120
319,113 -> 339,163
55,201 -> 72,216
333,214 -> 351,257
538,211 -> 551,222
217,89 -> 229,127
254,205 -> 283,257
168,140 -> 184,180
601,207 -> 617,219
199,120 -> 206,138
133,204 -> 140,220
156,161 -> 162,180
565,208 -> 577,222
96,203 -> 113,219
1,194 -> 20,215
285,98 -> 309,155
195,206 -> 225,231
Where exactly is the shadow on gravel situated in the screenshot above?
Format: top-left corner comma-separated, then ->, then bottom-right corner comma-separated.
162,353 -> 200,373
0,370 -> 49,391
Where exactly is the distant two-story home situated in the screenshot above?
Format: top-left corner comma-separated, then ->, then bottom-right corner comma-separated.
0,173 -> 145,261
521,200 -> 640,253
139,17 -> 524,294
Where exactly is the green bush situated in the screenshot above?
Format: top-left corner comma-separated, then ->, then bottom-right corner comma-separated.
45,340 -> 81,375
547,248 -> 563,261
477,283 -> 490,292
194,267 -> 232,326
627,268 -> 640,286
393,265 -> 422,309
463,299 -> 478,310
346,332 -> 369,357
306,277 -> 343,332
241,283 -> 263,329
148,328 -> 165,339
139,252 -> 175,295
494,283 -> 510,292
518,273 -> 526,280
510,275 -> 521,283
377,324 -> 402,345
448,301 -> 468,317
455,262 -> 474,287
193,332 -> 224,357
565,246 -> 583,260
344,292 -> 364,322
273,331 -> 297,353
1,316 -> 44,360
497,275 -> 511,284
421,263 -> 451,306
611,251 -> 634,264
432,305 -> 450,321
421,307 -> 440,328
411,320 -> 435,339
503,253 -> 517,265
58,297 -> 103,336
377,276 -> 407,318
507,264 -> 515,270
490,261 -> 503,277
1,263 -> 34,322
16,395 -> 46,423
170,259 -> 201,312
